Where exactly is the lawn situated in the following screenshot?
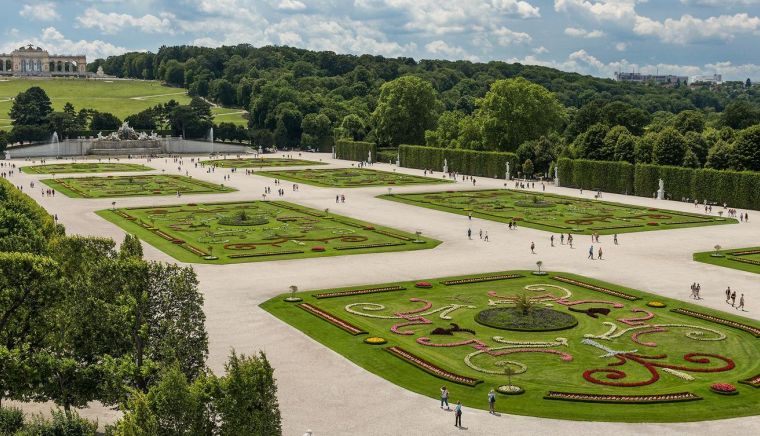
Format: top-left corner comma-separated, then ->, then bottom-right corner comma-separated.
261,271 -> 760,422
200,157 -> 325,168
21,162 -> 153,174
97,200 -> 440,264
694,247 -> 760,275
41,174 -> 234,198
381,189 -> 735,235
256,168 -> 452,188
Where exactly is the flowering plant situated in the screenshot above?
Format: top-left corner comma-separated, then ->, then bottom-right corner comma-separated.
364,337 -> 387,345
311,246 -> 326,252
415,281 -> 433,288
710,383 -> 738,394
647,301 -> 667,308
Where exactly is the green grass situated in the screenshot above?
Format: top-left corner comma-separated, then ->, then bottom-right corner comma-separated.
694,247 -> 760,274
380,189 -> 736,235
41,174 -> 234,198
256,168 -> 452,188
21,162 -> 153,174
261,271 -> 760,422
211,107 -> 248,125
97,200 -> 440,264
200,157 -> 325,168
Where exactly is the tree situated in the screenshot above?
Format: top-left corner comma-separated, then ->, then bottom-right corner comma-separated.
572,123 -> 611,160
301,113 -> 333,151
705,141 -> 736,170
209,79 -> 235,106
734,124 -> 760,171
215,351 -> 281,435
47,112 -> 82,139
125,109 -> 158,130
425,111 -> 463,148
163,60 -> 185,87
722,100 -> 760,130
272,104 -> 303,148
746,78 -> 752,89
613,131 -> 637,163
475,78 -> 565,151
338,114 -> 366,141
91,112 -> 122,131
682,147 -> 700,168
652,128 -> 686,166
371,76 -> 439,146
672,110 -> 705,134
10,87 -> 52,126
119,234 -> 143,260
522,159 -> 534,179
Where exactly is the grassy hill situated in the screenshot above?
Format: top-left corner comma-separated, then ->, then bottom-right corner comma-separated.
0,78 -> 247,129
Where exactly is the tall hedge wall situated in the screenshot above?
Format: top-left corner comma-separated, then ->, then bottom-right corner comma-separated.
557,159 -> 634,194
399,145 -> 518,179
559,158 -> 760,209
335,140 -> 377,162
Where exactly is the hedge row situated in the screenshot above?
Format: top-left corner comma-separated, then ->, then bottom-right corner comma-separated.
558,159 -> 634,194
399,145 -> 518,178
335,140 -> 377,162
558,158 -> 760,209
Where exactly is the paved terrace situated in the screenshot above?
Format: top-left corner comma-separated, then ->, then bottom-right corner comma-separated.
5,153 -> 760,436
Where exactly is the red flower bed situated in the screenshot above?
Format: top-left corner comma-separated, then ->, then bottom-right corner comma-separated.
544,391 -> 701,403
298,303 -> 367,335
385,346 -> 482,386
441,274 -> 523,286
311,246 -> 326,252
739,373 -> 760,388
314,285 -> 406,299
671,308 -> 760,337
647,222 -> 659,226
415,281 -> 433,288
552,276 -> 640,301
729,249 -> 760,256
363,226 -> 375,230
710,383 -> 737,393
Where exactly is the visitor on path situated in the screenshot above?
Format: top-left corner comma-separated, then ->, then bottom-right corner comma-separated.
588,245 -> 594,260
467,228 -> 472,240
488,389 -> 496,414
560,234 -> 565,245
440,387 -> 450,410
484,231 -> 489,242
696,283 -> 701,299
726,287 -> 732,304
468,212 -> 472,220
530,242 -> 535,254
479,229 -> 483,239
568,234 -> 573,248
690,283 -> 697,299
455,401 -> 463,427
613,234 -> 618,245
738,294 -> 745,311
598,246 -> 603,260
731,290 -> 737,307
550,235 -> 555,247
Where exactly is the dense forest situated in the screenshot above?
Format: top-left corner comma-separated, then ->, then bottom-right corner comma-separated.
87,44 -> 760,174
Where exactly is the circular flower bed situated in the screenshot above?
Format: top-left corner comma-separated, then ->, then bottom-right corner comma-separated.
415,281 -> 433,288
312,246 -> 326,252
497,385 -> 524,395
475,307 -> 578,332
710,383 -> 738,395
364,337 -> 387,345
647,301 -> 667,308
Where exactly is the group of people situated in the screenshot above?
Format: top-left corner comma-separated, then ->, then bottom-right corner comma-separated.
725,287 -> 745,310
440,386 -> 499,428
335,194 -> 346,203
690,282 -> 702,299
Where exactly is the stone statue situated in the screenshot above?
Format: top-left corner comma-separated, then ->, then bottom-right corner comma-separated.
657,178 -> 665,200
506,162 -> 510,180
368,150 -> 372,164
443,158 -> 448,174
396,153 -> 400,167
658,178 -> 664,190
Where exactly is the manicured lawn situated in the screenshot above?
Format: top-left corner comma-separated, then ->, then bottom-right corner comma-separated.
694,247 -> 760,275
261,271 -> 760,422
257,168 -> 452,188
41,175 -> 234,198
97,200 -> 440,264
21,162 -> 153,174
200,157 -> 325,168
381,189 -> 736,235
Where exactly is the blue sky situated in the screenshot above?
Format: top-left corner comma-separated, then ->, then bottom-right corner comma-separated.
3,0 -> 760,80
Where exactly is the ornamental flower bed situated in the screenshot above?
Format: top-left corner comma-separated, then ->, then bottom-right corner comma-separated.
544,391 -> 701,404
729,249 -> 760,256
372,229 -> 412,241
710,383 -> 738,395
647,301 -> 667,308
552,276 -> 640,301
298,303 -> 367,335
314,285 -> 406,299
739,373 -> 760,388
647,222 -> 659,226
311,246 -> 326,252
415,281 -> 433,288
441,274 -> 523,286
227,250 -> 304,259
729,257 -> 760,266
334,242 -> 405,250
384,346 -> 482,386
364,337 -> 387,345
671,308 -> 760,337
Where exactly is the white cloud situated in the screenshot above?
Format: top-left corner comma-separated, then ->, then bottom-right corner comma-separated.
615,42 -> 628,51
564,27 -> 605,38
19,3 -> 60,21
276,0 -> 307,10
680,0 -> 760,5
76,8 -> 176,35
533,46 -> 549,54
425,40 -> 466,57
493,27 -> 532,45
1,27 -> 131,60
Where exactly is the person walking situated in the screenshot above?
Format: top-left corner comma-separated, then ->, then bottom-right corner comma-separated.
484,231 -> 489,242
440,386 -> 450,410
588,245 -> 594,260
738,294 -> 745,311
560,234 -> 565,245
568,234 -> 573,248
598,246 -> 603,260
467,228 -> 472,240
726,287 -> 732,304
468,212 -> 472,221
455,401 -> 463,427
488,389 -> 496,414
530,242 -> 535,254
550,235 -> 555,247
731,290 -> 737,307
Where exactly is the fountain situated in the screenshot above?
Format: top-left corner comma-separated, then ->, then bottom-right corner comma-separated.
51,131 -> 59,157
209,127 -> 215,154
91,121 -> 162,156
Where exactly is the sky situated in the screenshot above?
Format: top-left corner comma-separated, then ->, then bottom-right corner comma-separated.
2,0 -> 760,81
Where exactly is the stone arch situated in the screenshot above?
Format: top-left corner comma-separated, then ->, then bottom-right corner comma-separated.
57,60 -> 62,72
6,59 -> 11,71
49,61 -> 55,72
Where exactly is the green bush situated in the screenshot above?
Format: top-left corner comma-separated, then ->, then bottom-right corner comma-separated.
0,407 -> 24,434
399,145 -> 517,178
335,140 -> 377,162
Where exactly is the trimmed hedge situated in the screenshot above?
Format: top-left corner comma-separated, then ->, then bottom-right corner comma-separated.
557,159 -> 633,194
399,145 -> 518,179
559,158 -> 760,209
335,140 -> 377,162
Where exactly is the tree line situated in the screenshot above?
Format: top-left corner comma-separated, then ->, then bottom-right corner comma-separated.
0,178 -> 281,435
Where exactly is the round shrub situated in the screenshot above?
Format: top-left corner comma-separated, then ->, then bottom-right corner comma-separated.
475,307 -> 578,331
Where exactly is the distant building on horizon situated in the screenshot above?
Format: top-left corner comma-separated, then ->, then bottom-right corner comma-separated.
0,44 -> 87,77
689,74 -> 723,85
614,72 -> 688,86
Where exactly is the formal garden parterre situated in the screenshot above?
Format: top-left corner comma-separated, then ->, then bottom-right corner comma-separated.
381,189 -> 735,234
694,247 -> 760,275
97,200 -> 440,264
21,162 -> 154,174
261,271 -> 760,422
199,157 -> 325,168
41,174 -> 235,198
256,168 -> 452,188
